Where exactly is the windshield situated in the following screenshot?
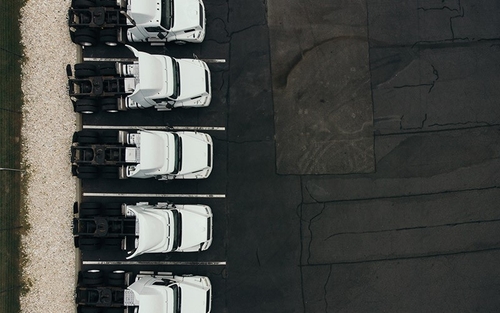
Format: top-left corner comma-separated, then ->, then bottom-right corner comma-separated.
172,133 -> 182,174
161,0 -> 173,30
170,59 -> 181,100
171,284 -> 181,313
171,210 -> 182,250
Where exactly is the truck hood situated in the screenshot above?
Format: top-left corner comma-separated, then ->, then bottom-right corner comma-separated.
127,131 -> 174,179
126,207 -> 173,259
129,277 -> 169,313
177,205 -> 212,252
178,132 -> 210,176
128,0 -> 161,26
177,59 -> 209,100
171,0 -> 202,32
128,47 -> 173,104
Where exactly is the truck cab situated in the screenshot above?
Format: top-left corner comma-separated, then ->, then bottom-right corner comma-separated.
76,270 -> 212,313
125,46 -> 211,110
126,0 -> 206,44
74,201 -> 213,258
70,129 -> 213,180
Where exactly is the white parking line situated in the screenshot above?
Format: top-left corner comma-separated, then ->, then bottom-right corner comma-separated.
83,57 -> 136,62
83,57 -> 226,64
82,125 -> 226,131
83,261 -> 226,266
83,193 -> 226,198
202,59 -> 226,63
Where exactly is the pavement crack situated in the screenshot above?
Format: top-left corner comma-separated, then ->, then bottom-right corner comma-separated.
417,6 -> 460,12
306,204 -> 326,265
324,264 -> 332,313
297,177 -> 307,312
375,122 -> 500,136
394,64 -> 439,93
324,218 -> 500,241
300,246 -> 500,266
399,113 -> 428,131
302,185 -> 500,205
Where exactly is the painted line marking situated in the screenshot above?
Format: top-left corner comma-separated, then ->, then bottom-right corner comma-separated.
83,193 -> 226,198
83,261 -> 226,266
203,59 -> 226,63
83,125 -> 225,131
83,57 -> 136,62
82,57 -> 226,64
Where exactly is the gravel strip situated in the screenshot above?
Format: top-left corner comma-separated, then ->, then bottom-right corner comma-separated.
19,0 -> 78,312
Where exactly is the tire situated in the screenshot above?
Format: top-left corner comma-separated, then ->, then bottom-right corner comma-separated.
100,130 -> 119,144
100,98 -> 119,113
75,130 -> 99,144
104,237 -> 122,248
175,40 -> 187,45
99,61 -> 117,75
75,99 -> 98,114
100,68 -> 116,76
74,29 -> 98,47
104,202 -> 122,216
75,63 -> 97,78
99,29 -> 118,46
72,0 -> 95,8
79,202 -> 101,217
101,166 -> 118,179
79,307 -> 102,313
77,166 -> 99,179
78,237 -> 101,251
82,269 -> 104,286
108,270 -> 125,286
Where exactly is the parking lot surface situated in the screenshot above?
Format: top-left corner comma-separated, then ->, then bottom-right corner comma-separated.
79,0 -> 500,312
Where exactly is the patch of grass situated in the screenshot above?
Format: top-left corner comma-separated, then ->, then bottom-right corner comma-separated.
0,0 -> 26,311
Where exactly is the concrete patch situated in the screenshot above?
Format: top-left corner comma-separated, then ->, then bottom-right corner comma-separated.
268,0 -> 374,174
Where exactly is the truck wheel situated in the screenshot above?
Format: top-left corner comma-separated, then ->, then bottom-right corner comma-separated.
79,307 -> 102,313
104,202 -> 122,216
75,63 -> 97,78
78,237 -> 101,252
74,28 -> 98,47
72,0 -> 96,8
175,40 -> 187,45
100,130 -> 119,144
75,130 -> 99,144
100,29 -> 118,46
101,98 -> 119,113
82,270 -> 104,286
100,68 -> 116,76
77,166 -> 99,179
75,99 -> 98,114
101,166 -> 118,179
108,270 -> 125,287
79,202 -> 101,217
104,238 -> 122,248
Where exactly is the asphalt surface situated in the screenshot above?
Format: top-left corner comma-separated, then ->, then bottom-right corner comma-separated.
78,0 -> 500,312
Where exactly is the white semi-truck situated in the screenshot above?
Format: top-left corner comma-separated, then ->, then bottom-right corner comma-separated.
67,46 -> 211,113
71,129 -> 213,180
68,0 -> 206,46
76,270 -> 212,313
74,201 -> 213,258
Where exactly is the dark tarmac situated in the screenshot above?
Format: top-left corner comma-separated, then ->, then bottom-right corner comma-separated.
79,0 -> 500,312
